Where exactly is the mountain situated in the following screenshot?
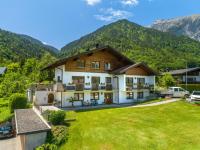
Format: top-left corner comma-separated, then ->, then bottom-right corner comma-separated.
60,19 -> 200,71
0,29 -> 58,63
151,15 -> 200,41
19,34 -> 59,54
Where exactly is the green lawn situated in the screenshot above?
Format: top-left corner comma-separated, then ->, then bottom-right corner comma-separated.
0,98 -> 12,123
60,101 -> 200,150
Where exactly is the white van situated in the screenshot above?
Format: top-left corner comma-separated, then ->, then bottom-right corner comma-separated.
161,87 -> 189,98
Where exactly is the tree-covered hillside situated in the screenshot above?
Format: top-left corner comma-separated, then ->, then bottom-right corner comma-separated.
60,19 -> 200,71
0,29 -> 58,64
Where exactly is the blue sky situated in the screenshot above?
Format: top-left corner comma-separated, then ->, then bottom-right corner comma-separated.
0,0 -> 199,49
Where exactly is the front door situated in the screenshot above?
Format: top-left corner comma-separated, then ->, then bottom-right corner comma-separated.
104,93 -> 113,104
48,93 -> 54,104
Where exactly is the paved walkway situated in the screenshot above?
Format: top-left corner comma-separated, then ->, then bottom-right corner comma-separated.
127,98 -> 180,108
63,98 -> 180,111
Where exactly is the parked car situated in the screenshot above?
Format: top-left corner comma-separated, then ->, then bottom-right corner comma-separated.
160,87 -> 189,98
190,91 -> 200,102
0,122 -> 13,139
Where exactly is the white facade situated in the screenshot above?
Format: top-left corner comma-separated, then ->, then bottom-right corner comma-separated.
182,75 -> 200,82
35,65 -> 156,107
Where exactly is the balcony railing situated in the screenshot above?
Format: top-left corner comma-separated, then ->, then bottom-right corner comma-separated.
105,84 -> 112,91
126,83 -> 154,90
91,83 -> 99,91
75,83 -> 84,91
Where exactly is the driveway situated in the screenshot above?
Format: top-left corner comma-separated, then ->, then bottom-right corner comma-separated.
0,137 -> 21,150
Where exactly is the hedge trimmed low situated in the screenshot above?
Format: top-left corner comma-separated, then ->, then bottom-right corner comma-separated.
179,84 -> 200,93
9,93 -> 27,113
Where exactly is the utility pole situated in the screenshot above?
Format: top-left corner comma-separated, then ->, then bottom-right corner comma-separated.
186,61 -> 188,90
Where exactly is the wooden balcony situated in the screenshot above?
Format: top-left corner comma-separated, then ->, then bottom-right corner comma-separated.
91,84 -> 99,91
126,83 -> 154,91
64,83 -> 84,91
106,84 -> 112,91
75,84 -> 84,91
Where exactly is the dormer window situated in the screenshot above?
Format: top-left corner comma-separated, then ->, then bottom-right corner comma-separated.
91,61 -> 100,69
105,62 -> 111,70
76,60 -> 85,68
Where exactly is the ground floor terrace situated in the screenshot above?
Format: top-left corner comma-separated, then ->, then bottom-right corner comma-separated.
34,89 -> 155,108
59,100 -> 200,150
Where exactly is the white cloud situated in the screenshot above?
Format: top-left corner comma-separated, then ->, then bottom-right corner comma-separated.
121,0 -> 139,6
84,0 -> 101,6
94,8 -> 132,22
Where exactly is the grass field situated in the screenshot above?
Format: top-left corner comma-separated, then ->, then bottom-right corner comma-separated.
60,101 -> 200,150
0,98 -> 12,123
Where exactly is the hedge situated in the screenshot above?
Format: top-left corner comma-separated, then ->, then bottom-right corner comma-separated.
9,93 -> 27,113
179,84 -> 200,93
46,125 -> 68,146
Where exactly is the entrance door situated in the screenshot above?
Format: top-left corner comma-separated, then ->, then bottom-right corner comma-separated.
104,93 -> 113,104
48,93 -> 54,104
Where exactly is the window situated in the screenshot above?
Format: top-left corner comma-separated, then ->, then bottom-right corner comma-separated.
126,77 -> 133,86
76,60 -> 85,68
91,92 -> 99,100
137,78 -> 145,85
57,76 -> 61,82
72,76 -> 84,84
74,93 -> 84,101
91,61 -> 100,69
137,92 -> 143,99
106,77 -> 112,84
105,62 -> 111,70
91,77 -> 100,84
179,88 -> 185,92
174,88 -> 179,92
126,92 -> 133,99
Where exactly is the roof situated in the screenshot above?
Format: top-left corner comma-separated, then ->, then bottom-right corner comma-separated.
15,109 -> 51,135
0,67 -> 7,75
41,45 -> 134,70
111,62 -> 157,75
166,67 -> 200,75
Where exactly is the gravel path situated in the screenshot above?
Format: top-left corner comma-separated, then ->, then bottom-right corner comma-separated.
128,98 -> 181,108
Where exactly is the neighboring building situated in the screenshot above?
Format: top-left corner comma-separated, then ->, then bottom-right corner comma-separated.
166,67 -> 200,84
33,46 -> 156,107
15,109 -> 51,150
0,67 -> 7,75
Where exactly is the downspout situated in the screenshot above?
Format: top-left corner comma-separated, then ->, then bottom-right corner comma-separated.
61,92 -> 63,108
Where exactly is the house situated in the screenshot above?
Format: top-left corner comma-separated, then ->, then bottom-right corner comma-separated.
33,46 -> 156,107
0,67 -> 7,75
15,108 -> 51,150
166,67 -> 200,84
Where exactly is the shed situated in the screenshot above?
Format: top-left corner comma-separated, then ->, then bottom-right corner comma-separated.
15,109 -> 51,150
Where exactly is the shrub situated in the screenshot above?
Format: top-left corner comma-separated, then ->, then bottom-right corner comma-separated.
158,73 -> 175,88
9,93 -> 27,113
46,125 -> 68,146
36,143 -> 57,150
49,110 -> 66,125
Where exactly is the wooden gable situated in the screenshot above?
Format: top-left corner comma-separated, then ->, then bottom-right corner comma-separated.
65,49 -> 131,73
126,66 -> 151,75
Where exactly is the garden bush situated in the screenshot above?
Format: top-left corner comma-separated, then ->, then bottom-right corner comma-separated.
9,93 -> 27,113
46,125 -> 68,146
36,143 -> 57,150
48,110 -> 66,125
179,84 -> 200,93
